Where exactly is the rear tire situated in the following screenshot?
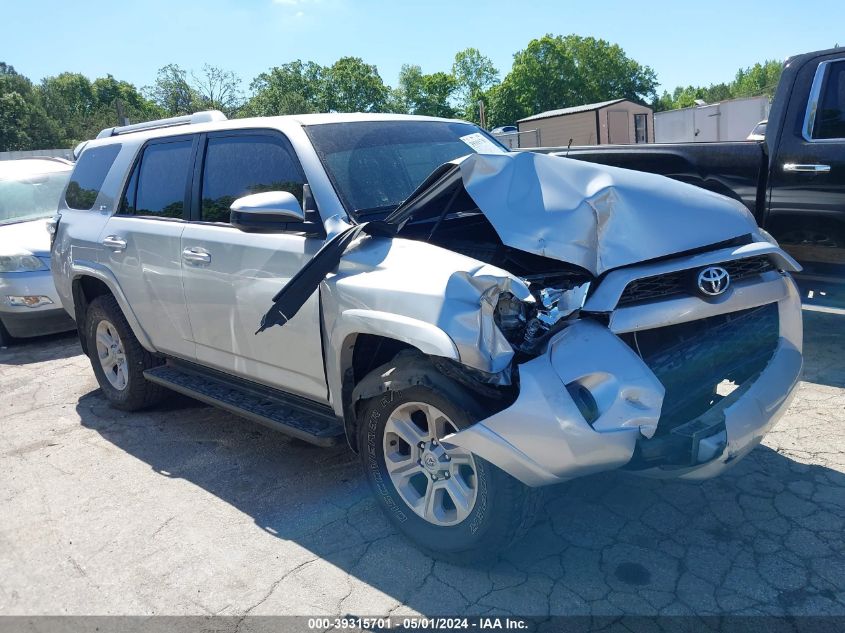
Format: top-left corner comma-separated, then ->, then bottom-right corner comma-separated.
356,352 -> 541,563
84,294 -> 164,411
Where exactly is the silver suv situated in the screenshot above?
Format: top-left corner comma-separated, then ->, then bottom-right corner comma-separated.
52,111 -> 803,560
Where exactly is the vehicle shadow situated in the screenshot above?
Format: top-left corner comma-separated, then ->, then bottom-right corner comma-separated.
0,330 -> 81,366
75,389 -> 845,616
801,310 -> 845,388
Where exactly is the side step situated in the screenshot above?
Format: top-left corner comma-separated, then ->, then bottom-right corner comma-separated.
144,362 -> 344,447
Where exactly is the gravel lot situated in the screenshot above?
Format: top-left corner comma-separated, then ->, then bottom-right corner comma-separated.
1,310 -> 843,617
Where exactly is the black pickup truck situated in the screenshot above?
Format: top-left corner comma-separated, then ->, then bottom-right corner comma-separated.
539,46 -> 845,309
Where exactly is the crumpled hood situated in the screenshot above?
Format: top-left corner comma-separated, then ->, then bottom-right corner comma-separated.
258,150 -> 761,335
395,151 -> 759,277
0,218 -> 52,258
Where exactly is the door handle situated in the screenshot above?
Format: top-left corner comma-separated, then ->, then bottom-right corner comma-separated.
102,235 -> 127,251
783,163 -> 831,173
182,247 -> 211,265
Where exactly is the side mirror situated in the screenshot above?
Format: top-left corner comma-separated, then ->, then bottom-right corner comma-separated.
230,191 -> 305,232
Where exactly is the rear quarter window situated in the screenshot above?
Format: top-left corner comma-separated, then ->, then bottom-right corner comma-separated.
814,60 -> 845,139
65,144 -> 122,210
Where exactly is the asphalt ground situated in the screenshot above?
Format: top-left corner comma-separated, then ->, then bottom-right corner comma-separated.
0,310 -> 843,618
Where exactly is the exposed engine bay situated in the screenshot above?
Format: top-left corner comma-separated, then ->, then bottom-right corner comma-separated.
397,209 -> 593,360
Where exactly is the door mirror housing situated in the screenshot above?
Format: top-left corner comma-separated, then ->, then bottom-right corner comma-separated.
230,191 -> 306,232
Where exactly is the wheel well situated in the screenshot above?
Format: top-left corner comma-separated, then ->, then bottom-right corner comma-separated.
71,276 -> 113,354
342,334 -> 414,452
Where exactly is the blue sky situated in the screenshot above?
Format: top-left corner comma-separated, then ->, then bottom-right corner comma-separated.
3,0 -> 843,95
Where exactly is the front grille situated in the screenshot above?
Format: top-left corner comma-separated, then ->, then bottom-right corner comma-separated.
624,303 -> 780,433
617,256 -> 776,307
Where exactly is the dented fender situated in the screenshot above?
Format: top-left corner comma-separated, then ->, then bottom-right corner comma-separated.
319,236 -> 532,417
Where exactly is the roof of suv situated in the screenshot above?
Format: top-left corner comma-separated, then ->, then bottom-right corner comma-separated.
85,112 -> 465,150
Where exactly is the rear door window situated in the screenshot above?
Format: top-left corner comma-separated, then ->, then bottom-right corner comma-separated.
813,60 -> 845,140
65,144 -> 121,210
199,134 -> 306,224
123,139 -> 193,219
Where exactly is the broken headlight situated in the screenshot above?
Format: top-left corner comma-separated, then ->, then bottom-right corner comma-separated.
496,281 -> 591,356
494,292 -> 527,342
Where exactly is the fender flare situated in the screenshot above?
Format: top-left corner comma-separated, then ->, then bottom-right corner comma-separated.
335,309 -> 460,360
70,261 -> 156,352
323,309 -> 462,447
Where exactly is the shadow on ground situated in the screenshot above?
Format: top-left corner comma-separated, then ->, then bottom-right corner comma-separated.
72,309 -> 845,616
0,330 -> 80,366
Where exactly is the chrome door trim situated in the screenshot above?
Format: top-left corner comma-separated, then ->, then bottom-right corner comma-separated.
802,57 -> 845,143
782,163 -> 832,173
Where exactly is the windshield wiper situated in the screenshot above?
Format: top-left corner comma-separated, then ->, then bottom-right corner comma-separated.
353,204 -> 399,220
425,185 -> 462,243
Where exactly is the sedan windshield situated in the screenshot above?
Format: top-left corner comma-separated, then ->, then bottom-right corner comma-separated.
0,169 -> 71,225
305,120 -> 506,220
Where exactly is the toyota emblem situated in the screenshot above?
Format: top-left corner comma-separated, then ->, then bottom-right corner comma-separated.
697,266 -> 730,296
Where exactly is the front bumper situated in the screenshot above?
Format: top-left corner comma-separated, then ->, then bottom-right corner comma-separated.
0,266 -> 74,338
444,272 -> 803,487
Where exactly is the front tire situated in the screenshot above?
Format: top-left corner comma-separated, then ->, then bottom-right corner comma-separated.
84,294 -> 164,411
357,353 -> 541,563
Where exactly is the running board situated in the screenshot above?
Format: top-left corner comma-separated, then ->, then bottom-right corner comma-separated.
143,362 -> 344,447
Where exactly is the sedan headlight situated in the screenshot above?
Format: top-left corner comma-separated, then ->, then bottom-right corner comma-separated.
0,254 -> 49,273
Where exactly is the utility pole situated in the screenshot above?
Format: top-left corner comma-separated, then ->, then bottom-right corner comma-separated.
115,99 -> 129,126
478,99 -> 487,129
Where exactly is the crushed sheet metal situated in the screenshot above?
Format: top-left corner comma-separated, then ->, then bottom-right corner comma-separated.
322,236 -> 533,374
259,150 -> 758,333
455,152 -> 760,276
444,320 -> 665,486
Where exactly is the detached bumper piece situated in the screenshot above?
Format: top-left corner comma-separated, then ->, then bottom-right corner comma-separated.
622,303 -> 779,470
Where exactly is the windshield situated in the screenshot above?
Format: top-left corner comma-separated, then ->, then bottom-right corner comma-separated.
0,169 -> 71,225
305,120 -> 507,219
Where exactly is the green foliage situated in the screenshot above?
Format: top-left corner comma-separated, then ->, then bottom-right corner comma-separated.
243,60 -> 326,116
145,64 -> 197,116
733,60 -> 783,98
323,57 -> 390,113
191,65 -> 243,116
0,42 -> 789,151
0,65 -> 62,151
653,60 -> 782,111
243,57 -> 393,115
452,48 -> 499,122
397,65 -> 457,118
486,34 -> 658,128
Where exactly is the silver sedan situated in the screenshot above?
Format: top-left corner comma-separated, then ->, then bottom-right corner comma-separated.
0,158 -> 75,345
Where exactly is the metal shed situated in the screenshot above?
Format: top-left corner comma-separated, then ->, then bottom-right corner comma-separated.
516,99 -> 654,148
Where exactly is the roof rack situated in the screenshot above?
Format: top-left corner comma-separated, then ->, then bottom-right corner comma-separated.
96,110 -> 228,139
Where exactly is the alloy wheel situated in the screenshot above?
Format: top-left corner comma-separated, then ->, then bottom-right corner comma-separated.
95,319 -> 128,391
383,401 -> 478,526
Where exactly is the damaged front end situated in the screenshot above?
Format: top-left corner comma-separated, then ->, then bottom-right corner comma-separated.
260,150 -> 803,487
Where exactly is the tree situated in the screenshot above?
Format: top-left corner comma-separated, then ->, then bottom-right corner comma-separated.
0,65 -> 62,151
322,57 -> 389,113
733,60 -> 782,99
452,48 -> 498,122
243,60 -> 326,116
145,64 -> 196,116
653,60 -> 782,111
192,64 -> 243,116
486,34 -> 657,127
397,64 -> 457,117
40,73 -> 96,131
